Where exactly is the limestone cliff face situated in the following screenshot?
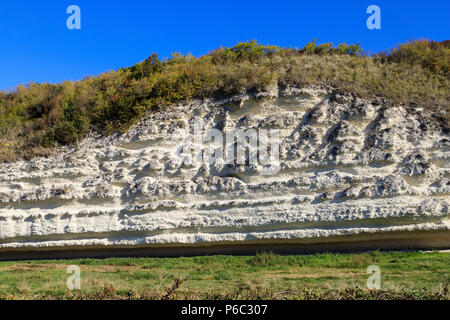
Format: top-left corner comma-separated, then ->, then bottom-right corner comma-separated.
0,86 -> 449,256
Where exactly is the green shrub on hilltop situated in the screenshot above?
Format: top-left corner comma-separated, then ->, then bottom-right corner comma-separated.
0,39 -> 448,161
210,40 -> 280,64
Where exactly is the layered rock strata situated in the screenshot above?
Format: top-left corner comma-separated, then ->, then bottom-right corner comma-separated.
0,86 -> 448,258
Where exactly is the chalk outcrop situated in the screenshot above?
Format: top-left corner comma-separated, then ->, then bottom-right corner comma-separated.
0,86 -> 449,257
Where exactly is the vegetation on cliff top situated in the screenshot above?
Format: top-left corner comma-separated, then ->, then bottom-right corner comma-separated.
0,251 -> 448,300
0,39 -> 449,162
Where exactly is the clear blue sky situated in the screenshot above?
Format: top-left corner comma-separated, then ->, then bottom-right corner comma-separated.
0,0 -> 449,90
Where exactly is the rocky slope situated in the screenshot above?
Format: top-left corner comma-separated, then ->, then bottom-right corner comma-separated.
0,86 -> 449,258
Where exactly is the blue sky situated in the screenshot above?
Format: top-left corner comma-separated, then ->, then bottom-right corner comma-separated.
0,0 -> 449,90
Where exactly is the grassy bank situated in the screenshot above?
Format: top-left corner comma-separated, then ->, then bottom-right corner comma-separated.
0,251 -> 448,300
0,39 -> 449,162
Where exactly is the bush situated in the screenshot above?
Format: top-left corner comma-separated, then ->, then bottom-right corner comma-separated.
300,40 -> 363,56
249,251 -> 282,267
52,121 -> 81,144
127,53 -> 165,80
377,39 -> 450,76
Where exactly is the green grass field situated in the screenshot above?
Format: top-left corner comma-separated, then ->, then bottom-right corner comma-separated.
0,251 -> 448,300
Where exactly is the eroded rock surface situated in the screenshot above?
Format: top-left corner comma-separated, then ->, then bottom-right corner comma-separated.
0,86 -> 449,255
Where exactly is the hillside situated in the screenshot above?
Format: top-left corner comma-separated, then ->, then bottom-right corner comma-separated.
0,40 -> 449,162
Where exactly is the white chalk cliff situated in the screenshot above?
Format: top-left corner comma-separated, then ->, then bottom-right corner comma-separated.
0,86 -> 449,257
